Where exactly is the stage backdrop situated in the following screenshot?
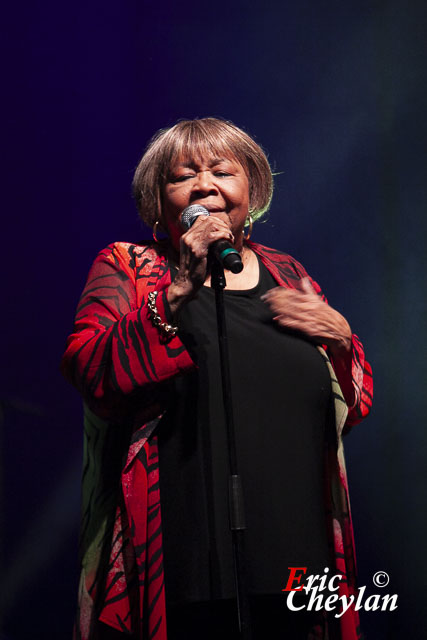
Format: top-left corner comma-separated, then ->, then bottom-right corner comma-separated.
2,1 -> 426,638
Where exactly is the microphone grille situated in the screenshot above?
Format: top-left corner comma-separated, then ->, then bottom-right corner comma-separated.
181,204 -> 210,230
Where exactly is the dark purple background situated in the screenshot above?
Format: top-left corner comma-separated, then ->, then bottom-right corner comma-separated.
2,1 -> 426,638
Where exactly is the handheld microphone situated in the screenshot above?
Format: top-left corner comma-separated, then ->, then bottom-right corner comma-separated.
181,204 -> 243,274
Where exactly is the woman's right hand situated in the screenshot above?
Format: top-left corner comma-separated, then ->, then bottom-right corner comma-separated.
167,213 -> 234,317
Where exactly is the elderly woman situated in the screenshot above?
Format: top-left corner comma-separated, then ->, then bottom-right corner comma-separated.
62,118 -> 372,640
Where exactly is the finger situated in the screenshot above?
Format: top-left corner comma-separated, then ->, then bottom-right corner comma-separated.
299,277 -> 316,295
197,224 -> 235,245
192,213 -> 230,228
206,218 -> 233,236
182,231 -> 235,258
188,214 -> 210,230
206,229 -> 235,244
184,222 -> 234,243
260,286 -> 282,301
262,291 -> 307,313
190,216 -> 233,237
209,212 -> 232,227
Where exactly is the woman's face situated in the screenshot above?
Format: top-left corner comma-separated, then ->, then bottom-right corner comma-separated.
162,153 -> 250,251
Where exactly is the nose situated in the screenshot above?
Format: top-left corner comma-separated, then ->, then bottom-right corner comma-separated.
192,170 -> 218,195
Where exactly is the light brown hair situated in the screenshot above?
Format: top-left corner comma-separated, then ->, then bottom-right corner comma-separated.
132,117 -> 273,228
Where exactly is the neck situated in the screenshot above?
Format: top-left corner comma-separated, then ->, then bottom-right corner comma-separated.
204,245 -> 258,290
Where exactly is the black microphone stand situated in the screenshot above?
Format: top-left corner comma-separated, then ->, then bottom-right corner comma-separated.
211,259 -> 253,640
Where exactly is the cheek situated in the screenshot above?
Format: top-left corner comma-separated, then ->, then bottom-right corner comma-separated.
235,178 -> 249,206
231,184 -> 250,211
164,186 -> 186,208
162,187 -> 188,222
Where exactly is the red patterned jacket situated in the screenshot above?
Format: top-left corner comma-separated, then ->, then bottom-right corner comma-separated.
61,241 -> 373,640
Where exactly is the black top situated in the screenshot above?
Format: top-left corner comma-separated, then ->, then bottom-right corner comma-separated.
158,256 -> 332,605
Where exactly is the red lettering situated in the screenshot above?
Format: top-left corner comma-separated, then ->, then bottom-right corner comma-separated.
282,567 -> 307,592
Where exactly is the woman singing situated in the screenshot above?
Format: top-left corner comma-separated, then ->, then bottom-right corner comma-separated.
62,118 -> 373,640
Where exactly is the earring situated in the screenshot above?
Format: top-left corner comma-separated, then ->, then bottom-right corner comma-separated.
243,215 -> 253,241
152,220 -> 161,243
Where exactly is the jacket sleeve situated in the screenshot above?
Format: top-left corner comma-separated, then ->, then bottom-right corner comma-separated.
61,243 -> 195,414
289,256 -> 373,430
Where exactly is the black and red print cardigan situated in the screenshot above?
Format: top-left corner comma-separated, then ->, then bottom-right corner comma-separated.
62,241 -> 373,640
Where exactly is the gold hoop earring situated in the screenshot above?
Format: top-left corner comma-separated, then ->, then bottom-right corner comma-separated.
243,215 -> 253,241
152,220 -> 161,243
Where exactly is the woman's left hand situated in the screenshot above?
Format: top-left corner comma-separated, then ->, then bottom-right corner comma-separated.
262,278 -> 352,356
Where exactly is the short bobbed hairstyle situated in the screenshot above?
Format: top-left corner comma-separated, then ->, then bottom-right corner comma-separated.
132,117 -> 273,228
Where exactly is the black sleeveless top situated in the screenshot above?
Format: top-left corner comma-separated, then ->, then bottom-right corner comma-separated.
158,256 -> 332,605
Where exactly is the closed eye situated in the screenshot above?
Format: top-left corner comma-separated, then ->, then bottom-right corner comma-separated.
172,174 -> 195,182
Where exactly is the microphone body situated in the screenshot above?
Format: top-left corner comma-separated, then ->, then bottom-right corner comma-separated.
181,205 -> 243,274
